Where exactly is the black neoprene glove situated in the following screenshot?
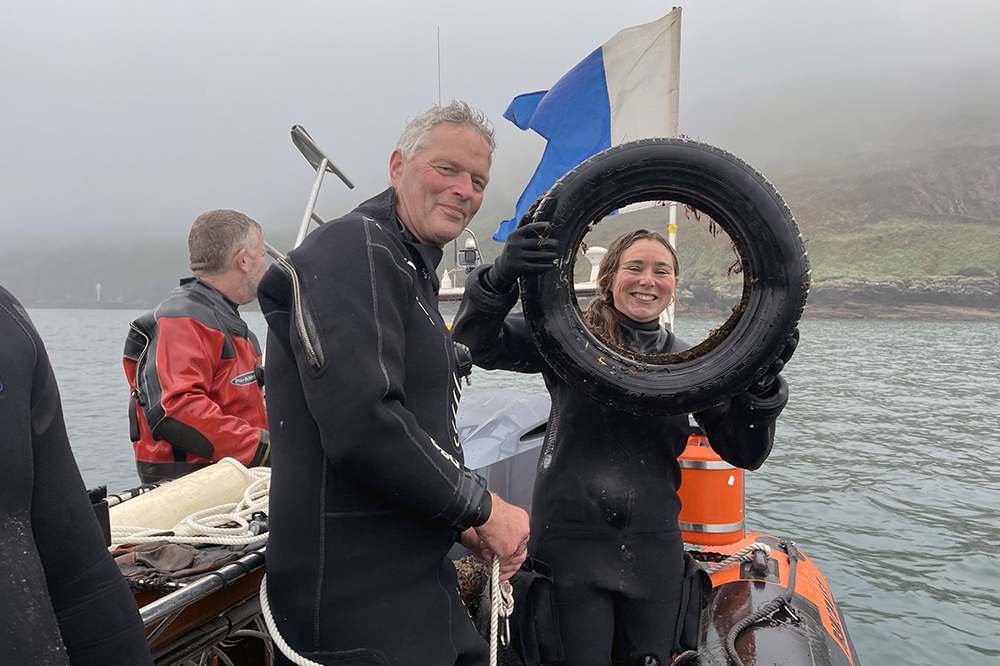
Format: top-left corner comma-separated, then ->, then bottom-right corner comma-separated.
485,217 -> 560,293
748,327 -> 799,397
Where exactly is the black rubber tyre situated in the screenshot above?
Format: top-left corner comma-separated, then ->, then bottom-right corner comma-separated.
519,138 -> 810,415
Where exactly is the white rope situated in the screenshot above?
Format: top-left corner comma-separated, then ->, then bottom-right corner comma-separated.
489,557 -> 515,666
260,558 -> 514,666
109,463 -> 271,546
705,543 -> 771,576
490,557 -> 500,666
259,574 -> 326,666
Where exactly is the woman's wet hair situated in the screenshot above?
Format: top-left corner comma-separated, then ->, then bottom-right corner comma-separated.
584,228 -> 679,346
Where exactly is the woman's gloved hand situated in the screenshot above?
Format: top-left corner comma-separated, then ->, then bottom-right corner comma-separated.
748,327 -> 799,397
485,217 -> 560,293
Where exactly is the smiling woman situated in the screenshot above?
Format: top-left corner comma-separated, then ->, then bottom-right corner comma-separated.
585,229 -> 680,347
611,240 -> 678,320
450,156 -> 799,662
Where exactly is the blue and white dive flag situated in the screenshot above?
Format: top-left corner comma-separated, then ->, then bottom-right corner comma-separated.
494,8 -> 682,241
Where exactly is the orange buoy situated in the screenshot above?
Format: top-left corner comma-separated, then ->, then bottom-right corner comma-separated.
678,435 -> 745,546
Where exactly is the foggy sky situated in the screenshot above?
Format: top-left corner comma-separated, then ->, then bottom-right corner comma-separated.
3,0 -> 999,247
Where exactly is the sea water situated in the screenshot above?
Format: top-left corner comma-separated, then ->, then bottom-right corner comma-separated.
25,308 -> 1000,665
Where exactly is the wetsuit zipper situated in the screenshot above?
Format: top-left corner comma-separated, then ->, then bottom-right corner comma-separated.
274,256 -> 324,371
128,321 -> 150,407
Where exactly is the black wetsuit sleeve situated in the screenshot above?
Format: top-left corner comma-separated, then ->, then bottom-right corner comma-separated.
1,290 -> 153,665
693,376 -> 788,470
451,265 -> 547,373
264,219 -> 489,529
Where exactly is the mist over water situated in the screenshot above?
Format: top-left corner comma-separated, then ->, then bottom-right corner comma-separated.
27,309 -> 1000,665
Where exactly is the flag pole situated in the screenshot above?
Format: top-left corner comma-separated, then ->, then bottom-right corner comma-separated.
666,10 -> 681,331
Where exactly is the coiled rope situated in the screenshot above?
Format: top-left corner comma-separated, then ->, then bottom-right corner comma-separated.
109,460 -> 271,546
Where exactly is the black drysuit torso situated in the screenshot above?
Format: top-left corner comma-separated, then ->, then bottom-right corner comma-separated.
0,285 -> 152,666
452,266 -> 786,666
258,188 -> 492,666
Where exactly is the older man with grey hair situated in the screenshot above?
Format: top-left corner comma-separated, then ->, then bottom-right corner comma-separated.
124,209 -> 270,484
259,101 -> 531,665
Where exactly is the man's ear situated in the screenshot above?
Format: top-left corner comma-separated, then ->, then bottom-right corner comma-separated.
234,247 -> 250,273
389,149 -> 405,187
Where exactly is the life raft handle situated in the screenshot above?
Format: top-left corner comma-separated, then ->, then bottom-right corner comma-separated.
723,538 -> 803,666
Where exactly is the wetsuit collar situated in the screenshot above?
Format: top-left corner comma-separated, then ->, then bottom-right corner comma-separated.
394,213 -> 417,244
398,221 -> 414,243
354,187 -> 444,292
614,309 -> 676,354
614,309 -> 660,331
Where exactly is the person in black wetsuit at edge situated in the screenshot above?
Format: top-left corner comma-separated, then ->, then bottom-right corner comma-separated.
0,285 -> 153,666
258,101 -> 531,666
451,226 -> 798,666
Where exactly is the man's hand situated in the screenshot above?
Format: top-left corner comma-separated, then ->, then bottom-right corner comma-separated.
487,217 -> 560,292
461,493 -> 530,581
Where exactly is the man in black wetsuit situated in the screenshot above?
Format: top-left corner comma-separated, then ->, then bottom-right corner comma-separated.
0,284 -> 153,666
258,101 -> 531,666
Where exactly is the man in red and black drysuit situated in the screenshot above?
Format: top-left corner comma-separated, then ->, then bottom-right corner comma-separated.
124,209 -> 270,484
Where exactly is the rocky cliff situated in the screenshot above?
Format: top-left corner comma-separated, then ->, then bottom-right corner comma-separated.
675,275 -> 999,321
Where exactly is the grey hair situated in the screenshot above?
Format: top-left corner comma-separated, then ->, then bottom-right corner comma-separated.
188,209 -> 262,276
395,100 -> 496,161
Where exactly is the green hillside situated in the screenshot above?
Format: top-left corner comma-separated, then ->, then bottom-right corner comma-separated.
465,136 -> 1000,318
804,216 -> 999,280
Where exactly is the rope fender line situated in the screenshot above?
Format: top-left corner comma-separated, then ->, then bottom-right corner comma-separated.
704,542 -> 772,576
